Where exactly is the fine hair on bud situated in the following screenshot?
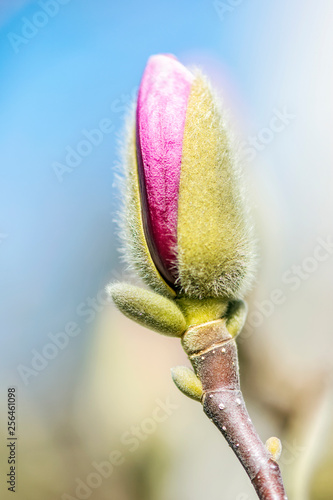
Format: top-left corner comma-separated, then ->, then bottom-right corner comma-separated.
116,58 -> 257,301
115,104 -> 175,298
176,69 -> 257,300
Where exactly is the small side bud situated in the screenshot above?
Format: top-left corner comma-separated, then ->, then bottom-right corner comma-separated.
225,300 -> 248,338
265,436 -> 282,461
108,283 -> 186,336
171,366 -> 203,401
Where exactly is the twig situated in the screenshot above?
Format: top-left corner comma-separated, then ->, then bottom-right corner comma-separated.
182,320 -> 287,500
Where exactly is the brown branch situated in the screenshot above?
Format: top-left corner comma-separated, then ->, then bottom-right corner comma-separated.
182,320 -> 287,500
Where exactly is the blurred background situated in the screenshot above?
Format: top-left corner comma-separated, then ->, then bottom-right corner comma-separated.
1,1 -> 333,499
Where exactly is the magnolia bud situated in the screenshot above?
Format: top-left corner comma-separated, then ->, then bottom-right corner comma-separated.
122,53 -> 256,300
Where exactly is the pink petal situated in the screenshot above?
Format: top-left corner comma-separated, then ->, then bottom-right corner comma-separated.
136,54 -> 194,285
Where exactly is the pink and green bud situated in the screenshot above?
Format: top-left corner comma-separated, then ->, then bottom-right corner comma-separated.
136,54 -> 193,286
123,54 -> 256,300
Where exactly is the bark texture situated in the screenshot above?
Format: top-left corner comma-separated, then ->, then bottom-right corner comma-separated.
182,320 -> 287,500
